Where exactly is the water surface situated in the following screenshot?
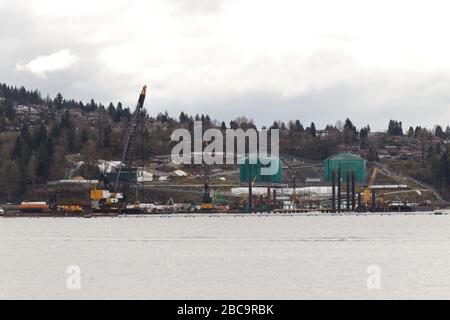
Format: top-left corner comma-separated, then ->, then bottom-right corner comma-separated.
0,215 -> 449,299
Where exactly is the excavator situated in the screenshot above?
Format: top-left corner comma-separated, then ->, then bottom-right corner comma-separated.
90,86 -> 148,212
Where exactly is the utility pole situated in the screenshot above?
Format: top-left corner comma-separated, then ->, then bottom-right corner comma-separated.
351,172 -> 356,211
371,190 -> 376,212
292,175 -> 297,210
332,171 -> 336,213
248,181 -> 253,213
337,165 -> 342,213
346,172 -> 350,211
140,112 -> 145,204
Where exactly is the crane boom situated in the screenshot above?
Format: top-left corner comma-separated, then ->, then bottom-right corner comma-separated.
364,167 -> 380,204
114,85 -> 147,191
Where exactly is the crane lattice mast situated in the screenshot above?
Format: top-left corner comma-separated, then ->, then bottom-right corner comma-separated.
114,85 -> 147,192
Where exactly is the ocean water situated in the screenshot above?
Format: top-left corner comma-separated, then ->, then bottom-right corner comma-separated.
0,214 -> 449,300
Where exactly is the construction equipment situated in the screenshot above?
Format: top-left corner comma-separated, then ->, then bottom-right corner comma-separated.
90,173 -> 124,212
114,85 -> 148,192
364,168 -> 380,204
90,184 -> 124,212
57,205 -> 84,213
88,86 -> 148,212
88,86 -> 148,211
201,182 -> 214,211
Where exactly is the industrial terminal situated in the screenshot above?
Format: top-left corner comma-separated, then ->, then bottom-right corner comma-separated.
0,86 -> 447,217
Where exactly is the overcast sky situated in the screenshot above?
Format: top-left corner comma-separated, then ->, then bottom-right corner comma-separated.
2,0 -> 450,130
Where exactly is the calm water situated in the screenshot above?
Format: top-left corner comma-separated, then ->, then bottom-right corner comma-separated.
0,214 -> 449,299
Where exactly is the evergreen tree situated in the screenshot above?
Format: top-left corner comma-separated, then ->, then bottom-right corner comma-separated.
179,112 -> 188,123
407,127 -> 414,138
113,103 -> 123,122
387,120 -> 403,136
445,126 -> 450,139
122,108 -> 131,122
294,120 -> 303,133
18,158 -> 28,196
435,125 -> 444,138
54,93 -> 63,110
414,126 -> 422,138
360,126 -> 370,139
89,98 -> 97,112
107,103 -> 116,119
47,137 -> 54,159
310,122 -> 317,138
32,124 -> 48,150
60,110 -> 72,129
81,129 -> 88,144
68,125 -> 77,152
11,137 -> 23,160
103,125 -> 112,148
36,144 -> 50,180
343,118 -> 357,143
50,125 -> 61,139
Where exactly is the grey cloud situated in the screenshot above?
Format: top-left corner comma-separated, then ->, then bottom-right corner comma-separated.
2,0 -> 450,132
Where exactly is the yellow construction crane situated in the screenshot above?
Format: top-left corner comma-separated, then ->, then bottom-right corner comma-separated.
364,168 -> 380,204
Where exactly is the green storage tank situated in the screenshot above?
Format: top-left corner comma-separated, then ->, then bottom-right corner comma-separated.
239,157 -> 282,183
323,153 -> 366,183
